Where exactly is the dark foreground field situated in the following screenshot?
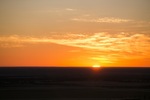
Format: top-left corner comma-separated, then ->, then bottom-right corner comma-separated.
0,67 -> 150,100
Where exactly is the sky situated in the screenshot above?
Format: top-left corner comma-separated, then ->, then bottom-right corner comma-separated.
0,0 -> 150,67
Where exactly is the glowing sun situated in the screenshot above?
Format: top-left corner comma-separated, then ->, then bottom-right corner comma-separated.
92,64 -> 101,68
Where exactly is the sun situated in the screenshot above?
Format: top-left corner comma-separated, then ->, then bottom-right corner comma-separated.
92,64 -> 101,68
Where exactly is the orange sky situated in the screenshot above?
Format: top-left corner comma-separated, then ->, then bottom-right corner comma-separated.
0,0 -> 150,67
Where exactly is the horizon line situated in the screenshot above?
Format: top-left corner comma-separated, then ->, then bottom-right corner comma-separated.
0,66 -> 150,68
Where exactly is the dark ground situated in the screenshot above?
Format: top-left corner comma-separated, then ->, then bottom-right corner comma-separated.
0,67 -> 150,100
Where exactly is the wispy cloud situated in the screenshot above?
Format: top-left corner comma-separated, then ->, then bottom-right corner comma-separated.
37,8 -> 76,13
0,33 -> 150,63
50,33 -> 150,58
65,8 -> 76,11
0,35 -> 51,48
72,17 -> 132,23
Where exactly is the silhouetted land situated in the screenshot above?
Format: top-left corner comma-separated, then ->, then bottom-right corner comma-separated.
0,67 -> 150,100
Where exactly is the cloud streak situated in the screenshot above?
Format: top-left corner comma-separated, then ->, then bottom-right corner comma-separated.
72,17 -> 132,23
65,8 -> 76,11
0,33 -> 150,63
51,33 -> 150,59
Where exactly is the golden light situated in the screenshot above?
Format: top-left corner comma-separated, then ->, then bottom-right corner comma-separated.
92,64 -> 101,68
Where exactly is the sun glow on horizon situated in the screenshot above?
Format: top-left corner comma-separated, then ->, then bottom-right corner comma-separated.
92,64 -> 101,68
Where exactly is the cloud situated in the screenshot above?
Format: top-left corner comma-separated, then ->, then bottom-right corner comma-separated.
0,33 -> 150,63
35,8 -> 76,14
72,17 -> 132,23
65,8 -> 76,11
50,33 -> 150,56
0,35 -> 52,48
